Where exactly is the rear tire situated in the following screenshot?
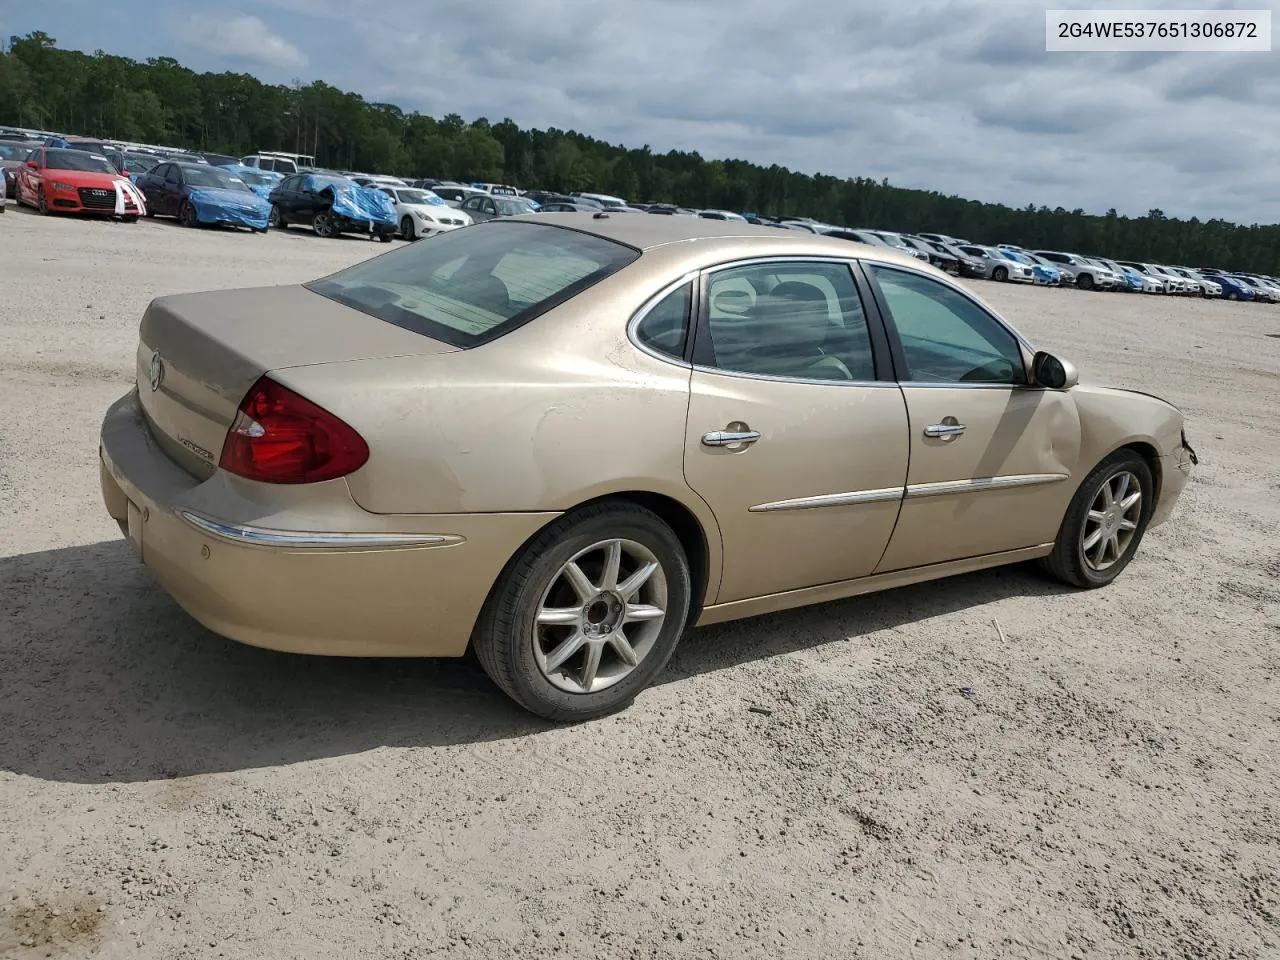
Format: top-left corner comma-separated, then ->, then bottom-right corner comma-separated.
122,215 -> 138,224
992,266 -> 1008,282
1039,449 -> 1154,589
473,502 -> 692,721
377,231 -> 393,243
313,211 -> 336,238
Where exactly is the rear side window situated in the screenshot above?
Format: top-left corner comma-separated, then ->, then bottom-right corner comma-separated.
634,283 -> 691,360
308,221 -> 640,348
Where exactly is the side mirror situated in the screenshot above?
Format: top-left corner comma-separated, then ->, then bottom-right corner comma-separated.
1032,351 -> 1078,390
26,159 -> 38,168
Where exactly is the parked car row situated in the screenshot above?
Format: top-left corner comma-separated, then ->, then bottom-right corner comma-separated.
3,126 -> 1278,298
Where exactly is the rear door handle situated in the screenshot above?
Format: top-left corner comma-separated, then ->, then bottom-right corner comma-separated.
924,423 -> 966,439
702,430 -> 760,447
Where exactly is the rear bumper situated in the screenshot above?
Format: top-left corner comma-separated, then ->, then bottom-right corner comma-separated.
99,388 -> 557,657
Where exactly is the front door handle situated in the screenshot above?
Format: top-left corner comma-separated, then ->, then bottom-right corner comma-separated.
924,422 -> 966,440
702,429 -> 760,447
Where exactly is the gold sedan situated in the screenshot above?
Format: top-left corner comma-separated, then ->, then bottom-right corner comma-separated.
99,214 -> 1196,719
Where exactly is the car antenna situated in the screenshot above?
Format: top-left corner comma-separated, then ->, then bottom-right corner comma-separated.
593,211 -> 609,219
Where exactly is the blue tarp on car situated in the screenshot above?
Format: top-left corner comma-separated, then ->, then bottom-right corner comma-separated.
187,186 -> 271,230
303,175 -> 397,226
219,163 -> 283,201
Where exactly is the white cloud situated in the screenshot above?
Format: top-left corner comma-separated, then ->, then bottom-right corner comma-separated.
173,13 -> 307,72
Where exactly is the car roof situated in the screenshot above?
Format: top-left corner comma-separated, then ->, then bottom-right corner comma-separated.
525,213 -> 926,265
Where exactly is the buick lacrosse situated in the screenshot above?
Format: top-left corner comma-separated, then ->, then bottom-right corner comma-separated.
100,215 -> 1195,719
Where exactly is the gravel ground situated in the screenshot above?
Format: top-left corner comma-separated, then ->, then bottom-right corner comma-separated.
1,207 -> 1278,960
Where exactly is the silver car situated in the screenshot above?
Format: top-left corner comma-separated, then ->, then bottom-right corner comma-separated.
958,244 -> 1035,283
1031,251 -> 1120,290
859,229 -> 930,262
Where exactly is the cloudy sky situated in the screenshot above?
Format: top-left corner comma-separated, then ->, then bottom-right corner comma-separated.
4,0 -> 1276,223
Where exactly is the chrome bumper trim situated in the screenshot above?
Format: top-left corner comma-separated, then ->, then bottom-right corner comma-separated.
178,510 -> 462,549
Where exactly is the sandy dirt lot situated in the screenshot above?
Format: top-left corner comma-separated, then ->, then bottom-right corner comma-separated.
1,207 -> 1278,960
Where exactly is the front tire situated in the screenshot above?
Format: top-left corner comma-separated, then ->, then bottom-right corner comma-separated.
1077,273 -> 1095,290
992,266 -> 1008,282
1039,449 -> 1154,589
400,215 -> 416,241
37,190 -> 49,215
179,201 -> 197,228
473,502 -> 692,721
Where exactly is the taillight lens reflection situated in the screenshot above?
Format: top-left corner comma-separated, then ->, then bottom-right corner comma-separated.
219,376 -> 369,484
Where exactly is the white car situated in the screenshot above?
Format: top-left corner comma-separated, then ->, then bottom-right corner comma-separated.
352,174 -> 409,190
377,186 -> 473,240
1168,267 -> 1221,298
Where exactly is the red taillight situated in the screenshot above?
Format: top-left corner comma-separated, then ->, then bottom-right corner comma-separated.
219,376 -> 369,484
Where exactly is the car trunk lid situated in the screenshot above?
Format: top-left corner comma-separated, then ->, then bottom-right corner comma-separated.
136,283 -> 457,478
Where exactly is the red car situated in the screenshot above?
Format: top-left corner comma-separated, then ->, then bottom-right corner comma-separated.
16,147 -> 143,221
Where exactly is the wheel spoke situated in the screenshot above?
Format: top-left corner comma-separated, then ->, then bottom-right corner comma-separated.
580,641 -> 603,689
600,540 -> 622,591
624,603 -> 665,623
1087,509 -> 1107,523
1118,519 -> 1137,532
1082,527 -> 1104,552
1100,481 -> 1115,509
537,606 -> 582,626
609,632 -> 638,667
543,632 -> 585,673
1114,473 -> 1130,502
1120,492 -> 1141,511
561,561 -> 595,601
1107,533 -> 1122,561
616,561 -> 658,600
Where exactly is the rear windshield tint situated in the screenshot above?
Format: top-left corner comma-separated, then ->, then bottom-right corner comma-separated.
307,221 -> 640,348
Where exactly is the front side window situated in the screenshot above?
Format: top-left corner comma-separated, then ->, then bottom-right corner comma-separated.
868,265 -> 1025,385
634,283 -> 691,360
308,221 -> 640,348
701,261 -> 875,382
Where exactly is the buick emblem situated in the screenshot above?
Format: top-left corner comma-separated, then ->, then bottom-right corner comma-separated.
148,351 -> 164,392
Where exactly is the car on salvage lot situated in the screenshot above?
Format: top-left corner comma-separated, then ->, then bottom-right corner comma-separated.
14,147 -> 145,221
1031,251 -> 1120,291
958,244 -> 1036,283
375,185 -> 473,240
134,162 -> 272,232
267,173 -> 398,241
1,138 -> 41,198
98,217 -> 1196,721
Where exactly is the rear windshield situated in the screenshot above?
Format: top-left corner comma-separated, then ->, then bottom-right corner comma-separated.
308,221 -> 639,348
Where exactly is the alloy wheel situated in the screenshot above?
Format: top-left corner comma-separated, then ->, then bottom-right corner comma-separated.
532,538 -> 668,694
1081,470 -> 1142,572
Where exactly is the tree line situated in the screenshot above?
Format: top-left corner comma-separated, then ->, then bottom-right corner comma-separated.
2,31 -> 1278,273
